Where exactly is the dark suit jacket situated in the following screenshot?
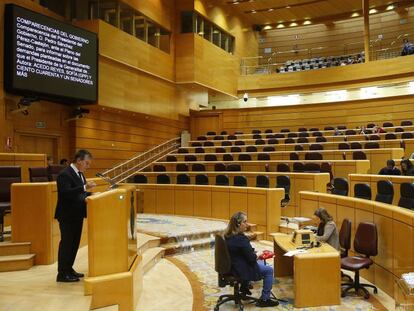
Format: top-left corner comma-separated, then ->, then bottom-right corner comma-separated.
54,166 -> 91,222
226,233 -> 260,281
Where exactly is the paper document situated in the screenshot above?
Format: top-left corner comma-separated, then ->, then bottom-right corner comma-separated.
292,217 -> 312,223
284,249 -> 308,257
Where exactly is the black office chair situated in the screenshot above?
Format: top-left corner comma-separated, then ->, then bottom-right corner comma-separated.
227,164 -> 241,172
214,235 -> 260,311
293,162 -> 305,172
246,146 -> 257,152
166,155 -> 177,162
263,146 -> 275,152
223,154 -> 234,161
216,175 -> 229,186
256,175 -> 269,188
192,163 -> 206,171
375,180 -> 394,204
195,174 -> 209,185
195,147 -> 205,153
354,183 -> 372,200
156,174 -> 170,184
332,178 -> 349,196
276,163 -> 290,172
234,176 -> 247,187
133,174 -> 147,184
176,163 -> 189,171
276,175 -> 290,207
153,164 -> 166,172
177,174 -> 191,184
215,163 -> 226,171
398,183 -> 414,210
258,153 -> 270,161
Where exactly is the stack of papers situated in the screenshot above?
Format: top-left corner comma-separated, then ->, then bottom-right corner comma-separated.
284,249 -> 308,257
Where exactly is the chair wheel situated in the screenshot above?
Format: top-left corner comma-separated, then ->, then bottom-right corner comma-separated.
364,293 -> 370,299
239,305 -> 244,311
214,307 -> 219,311
341,291 -> 346,298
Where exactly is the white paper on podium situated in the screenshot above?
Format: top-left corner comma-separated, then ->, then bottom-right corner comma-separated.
284,249 -> 308,257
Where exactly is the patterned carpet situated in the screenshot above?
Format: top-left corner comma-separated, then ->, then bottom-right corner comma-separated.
137,214 -> 227,237
173,241 -> 387,311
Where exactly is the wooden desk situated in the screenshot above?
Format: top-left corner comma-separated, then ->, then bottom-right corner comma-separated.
273,233 -> 340,308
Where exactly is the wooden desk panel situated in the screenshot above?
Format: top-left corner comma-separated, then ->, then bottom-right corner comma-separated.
135,172 -> 329,220
135,185 -> 284,239
273,234 -> 340,308
193,186 -> 212,218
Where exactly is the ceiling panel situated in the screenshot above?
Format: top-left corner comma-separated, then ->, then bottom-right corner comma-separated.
218,0 -> 410,26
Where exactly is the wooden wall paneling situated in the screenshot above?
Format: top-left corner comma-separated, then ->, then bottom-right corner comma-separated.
393,217 -> 414,278
140,185 -> 157,213
247,189 -> 266,233
174,185 -> 194,216
196,96 -> 414,139
175,34 -> 238,97
211,186 -> 230,220
229,187 -> 248,218
193,185 -> 212,217
156,185 -> 175,214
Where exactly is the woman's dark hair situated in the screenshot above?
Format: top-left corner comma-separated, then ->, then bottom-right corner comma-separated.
314,207 -> 333,224
224,212 -> 246,238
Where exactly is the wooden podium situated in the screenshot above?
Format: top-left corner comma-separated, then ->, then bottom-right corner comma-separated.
84,186 -> 143,311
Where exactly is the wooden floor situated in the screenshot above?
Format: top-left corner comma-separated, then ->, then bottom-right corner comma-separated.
0,246 -> 193,311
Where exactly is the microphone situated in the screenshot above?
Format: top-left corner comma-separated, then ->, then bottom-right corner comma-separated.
96,173 -> 118,189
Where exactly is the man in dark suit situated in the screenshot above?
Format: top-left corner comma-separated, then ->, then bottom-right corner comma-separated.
55,149 -> 96,282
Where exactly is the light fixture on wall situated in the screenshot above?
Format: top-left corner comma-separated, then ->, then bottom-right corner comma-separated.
243,93 -> 249,102
65,107 -> 90,122
9,97 -> 38,116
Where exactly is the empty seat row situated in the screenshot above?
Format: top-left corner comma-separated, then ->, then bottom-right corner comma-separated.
154,163 -> 244,172
331,178 -> 414,210
203,120 -> 413,137
133,173 -> 290,190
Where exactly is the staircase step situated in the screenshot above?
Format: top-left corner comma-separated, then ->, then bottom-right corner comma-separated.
0,242 -> 31,256
0,254 -> 35,272
162,236 -> 215,256
142,247 -> 164,274
137,233 -> 160,256
156,228 -> 226,245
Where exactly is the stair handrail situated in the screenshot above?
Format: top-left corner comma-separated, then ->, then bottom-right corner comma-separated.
97,136 -> 180,185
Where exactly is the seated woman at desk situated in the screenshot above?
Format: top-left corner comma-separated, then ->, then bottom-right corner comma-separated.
225,212 -> 278,308
314,208 -> 340,250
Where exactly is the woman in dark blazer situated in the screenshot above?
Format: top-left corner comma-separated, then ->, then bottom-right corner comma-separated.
225,212 -> 278,308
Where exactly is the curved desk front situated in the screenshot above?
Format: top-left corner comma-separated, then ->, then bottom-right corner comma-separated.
273,233 -> 340,308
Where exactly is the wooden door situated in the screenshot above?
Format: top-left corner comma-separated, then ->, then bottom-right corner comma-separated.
18,134 -> 58,164
191,113 -> 222,139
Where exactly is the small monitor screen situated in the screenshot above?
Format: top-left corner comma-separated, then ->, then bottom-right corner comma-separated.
302,233 -> 310,243
4,4 -> 98,103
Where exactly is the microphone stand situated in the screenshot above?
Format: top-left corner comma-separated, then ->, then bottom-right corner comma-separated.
95,173 -> 118,189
